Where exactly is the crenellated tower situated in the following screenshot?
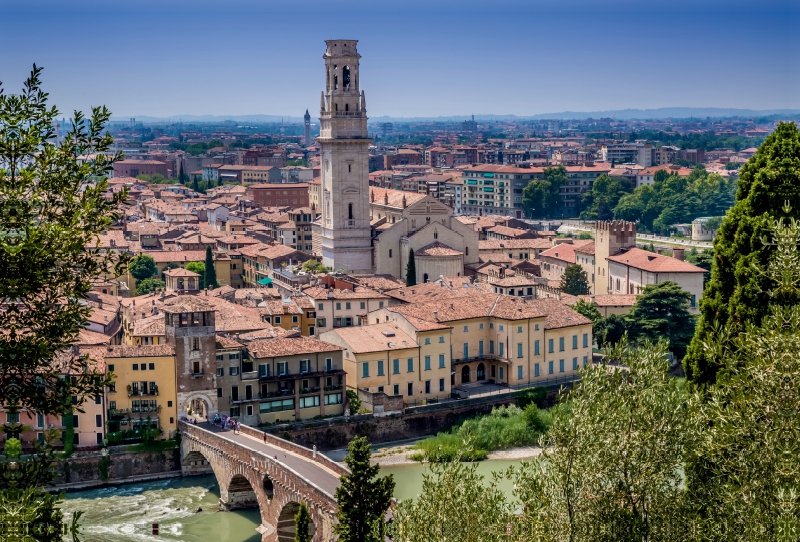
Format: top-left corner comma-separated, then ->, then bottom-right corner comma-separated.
594,220 -> 637,295
317,40 -> 373,273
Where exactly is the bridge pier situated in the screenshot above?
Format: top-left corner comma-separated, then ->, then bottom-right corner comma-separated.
220,474 -> 260,511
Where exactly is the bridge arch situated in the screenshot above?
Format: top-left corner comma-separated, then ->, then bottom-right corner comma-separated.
179,421 -> 340,541
277,501 -> 316,542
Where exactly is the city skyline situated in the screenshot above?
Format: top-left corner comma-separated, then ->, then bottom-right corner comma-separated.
2,0 -> 798,119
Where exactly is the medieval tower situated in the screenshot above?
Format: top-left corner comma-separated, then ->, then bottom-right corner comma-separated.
594,220 -> 636,295
163,296 -> 218,420
318,40 -> 373,274
304,109 -> 312,147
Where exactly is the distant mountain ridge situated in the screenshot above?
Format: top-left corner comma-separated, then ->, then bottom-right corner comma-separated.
111,107 -> 800,125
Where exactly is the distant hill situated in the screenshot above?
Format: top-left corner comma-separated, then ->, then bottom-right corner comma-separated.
111,107 -> 800,125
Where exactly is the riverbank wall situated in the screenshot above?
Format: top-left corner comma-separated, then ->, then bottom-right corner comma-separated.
266,390 -> 560,451
52,447 -> 181,490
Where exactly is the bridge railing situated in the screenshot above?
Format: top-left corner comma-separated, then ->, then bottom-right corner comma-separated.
236,423 -> 350,477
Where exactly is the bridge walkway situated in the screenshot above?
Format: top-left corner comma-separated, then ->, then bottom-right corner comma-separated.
201,422 -> 342,496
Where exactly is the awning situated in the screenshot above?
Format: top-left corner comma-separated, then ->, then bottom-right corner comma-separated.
258,277 -> 273,285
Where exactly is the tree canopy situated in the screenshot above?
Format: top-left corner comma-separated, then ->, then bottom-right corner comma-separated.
128,254 -> 157,282
522,165 -> 567,219
625,281 -> 696,360
334,437 -> 395,542
613,166 -> 737,235
579,174 -> 630,220
684,122 -> 800,385
185,261 -> 205,289
560,265 -> 590,296
0,65 -> 125,537
134,277 -> 165,296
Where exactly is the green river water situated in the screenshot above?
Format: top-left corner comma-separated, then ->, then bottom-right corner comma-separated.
62,460 -> 525,542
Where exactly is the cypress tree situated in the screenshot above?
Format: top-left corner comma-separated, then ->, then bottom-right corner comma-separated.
684,122 -> 800,385
334,437 -> 394,542
405,248 -> 417,286
294,502 -> 312,542
178,162 -> 185,184
204,246 -> 218,289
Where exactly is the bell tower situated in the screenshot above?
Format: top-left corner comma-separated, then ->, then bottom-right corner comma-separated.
318,40 -> 373,274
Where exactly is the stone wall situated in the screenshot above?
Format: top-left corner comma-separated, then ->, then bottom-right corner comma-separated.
270,395 -> 519,451
54,448 -> 181,486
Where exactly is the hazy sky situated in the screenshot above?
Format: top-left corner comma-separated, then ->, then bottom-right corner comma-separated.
2,0 -> 798,119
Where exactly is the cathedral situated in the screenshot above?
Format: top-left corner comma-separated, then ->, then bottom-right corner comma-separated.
315,40 -> 477,280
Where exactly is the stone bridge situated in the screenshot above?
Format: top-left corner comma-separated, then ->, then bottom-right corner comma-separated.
179,420 -> 346,542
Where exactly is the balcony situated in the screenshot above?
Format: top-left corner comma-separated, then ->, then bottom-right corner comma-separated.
258,368 -> 344,384
451,354 -> 509,365
241,371 -> 259,381
300,387 -> 321,396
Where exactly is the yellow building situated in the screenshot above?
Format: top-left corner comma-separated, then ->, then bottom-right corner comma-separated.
98,345 -> 179,441
320,321 -> 453,402
373,293 -> 593,391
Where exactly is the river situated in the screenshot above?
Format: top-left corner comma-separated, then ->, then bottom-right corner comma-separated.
62,459 -> 526,542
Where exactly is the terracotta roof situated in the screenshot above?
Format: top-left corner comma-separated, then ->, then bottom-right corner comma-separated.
76,329 -> 114,346
384,278 -> 492,304
328,323 -> 419,353
574,242 -> 595,255
577,294 -> 638,307
350,275 -> 407,291
607,247 -> 706,273
302,286 -> 388,300
246,337 -> 344,358
164,268 -> 200,278
144,250 -> 229,263
415,242 -> 463,257
216,336 -> 244,349
479,239 -> 552,250
161,295 -> 215,313
493,275 -> 538,287
539,243 -> 580,264
237,326 -> 299,340
487,225 -> 530,238
368,187 -> 426,209
102,344 -> 175,358
132,314 -> 165,336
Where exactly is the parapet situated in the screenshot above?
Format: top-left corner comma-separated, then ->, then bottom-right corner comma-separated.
595,220 -> 636,232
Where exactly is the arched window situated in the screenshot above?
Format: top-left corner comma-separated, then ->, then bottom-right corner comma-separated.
389,249 -> 393,258
345,103 -> 349,112
465,247 -> 469,256
348,164 -> 351,172
342,66 -> 351,88
423,273 -> 429,283
348,203 -> 353,220
335,103 -> 338,112
433,229 -> 438,240
334,74 -> 338,90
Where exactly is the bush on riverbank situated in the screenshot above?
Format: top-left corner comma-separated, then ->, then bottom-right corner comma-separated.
410,404 -> 558,462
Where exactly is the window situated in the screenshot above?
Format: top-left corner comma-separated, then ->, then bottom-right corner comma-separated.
499,367 -> 504,380
378,386 -> 384,393
95,414 -> 102,428
192,337 -> 200,351
425,337 -> 430,345
336,302 -> 341,310
247,405 -> 253,416
362,362 -> 369,378
517,366 -> 523,380
318,303 -> 324,310
389,249 -> 393,258
345,302 -> 351,310
479,323 -> 484,330
109,382 -> 116,392
216,354 -> 224,361
548,339 -> 554,353
535,324 -> 539,331
139,363 -> 146,371
292,316 -> 299,323
230,407 -> 241,417
407,358 -> 414,373
548,361 -> 554,374
439,354 -> 445,368
317,318 -> 327,328
407,382 -> 413,396
393,359 -> 400,374
559,359 -> 565,373
499,325 -> 504,331
37,414 -> 44,428
490,323 -> 494,329
573,357 -> 578,370
360,302 -> 366,310
230,366 -> 239,376
439,336 -> 444,343
583,333 -> 588,348
277,362 -> 289,376
583,355 -> 588,367
393,384 -> 399,396
425,380 -> 431,394
559,337 -> 565,351
517,326 -> 523,333
379,301 -> 384,309
424,356 -> 431,371
108,364 -> 115,372
535,363 -> 540,377
691,295 -> 697,308
489,340 -> 495,354
479,341 -> 485,356
132,363 -> 139,371
572,335 -> 578,349
300,396 -> 320,409
534,340 -> 540,356
499,343 -> 505,357
260,398 -> 295,413
324,393 -> 342,405
463,325 -> 468,332
517,343 -> 523,358
149,363 -> 155,370
72,415 -> 79,428
326,358 -> 333,371
274,316 -> 281,324
377,360 -> 384,376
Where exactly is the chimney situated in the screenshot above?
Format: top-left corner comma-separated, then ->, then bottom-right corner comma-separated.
672,247 -> 685,261
433,311 -> 439,321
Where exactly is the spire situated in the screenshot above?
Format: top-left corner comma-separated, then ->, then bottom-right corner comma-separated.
304,109 -> 310,120
361,90 -> 366,111
320,91 -> 325,112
